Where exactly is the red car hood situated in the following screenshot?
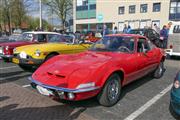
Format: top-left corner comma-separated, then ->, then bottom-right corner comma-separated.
0,41 -> 33,47
33,51 -> 114,88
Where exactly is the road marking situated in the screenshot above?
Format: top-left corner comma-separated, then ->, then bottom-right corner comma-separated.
0,66 -> 18,70
124,84 -> 172,120
22,84 -> 31,88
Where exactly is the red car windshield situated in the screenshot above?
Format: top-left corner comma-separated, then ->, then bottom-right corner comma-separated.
90,36 -> 135,52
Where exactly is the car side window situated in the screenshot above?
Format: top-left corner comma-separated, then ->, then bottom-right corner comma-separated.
137,38 -> 150,53
48,34 -> 55,41
37,34 -> 47,42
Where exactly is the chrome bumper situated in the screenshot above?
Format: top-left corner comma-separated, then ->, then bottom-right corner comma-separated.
28,77 -> 100,93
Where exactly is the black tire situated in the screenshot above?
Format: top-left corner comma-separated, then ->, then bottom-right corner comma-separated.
97,73 -> 121,107
19,64 -> 35,72
45,54 -> 58,62
153,61 -> 165,79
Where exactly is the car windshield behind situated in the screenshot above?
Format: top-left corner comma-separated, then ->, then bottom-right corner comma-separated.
129,29 -> 144,36
90,36 -> 135,52
48,34 -> 68,43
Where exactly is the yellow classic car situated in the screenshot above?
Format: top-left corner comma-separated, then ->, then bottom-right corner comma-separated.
12,34 -> 92,71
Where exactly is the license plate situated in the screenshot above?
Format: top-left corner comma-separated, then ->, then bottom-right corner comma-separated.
12,58 -> 19,64
36,85 -> 53,96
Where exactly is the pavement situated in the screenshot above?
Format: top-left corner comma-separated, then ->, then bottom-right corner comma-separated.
0,58 -> 180,120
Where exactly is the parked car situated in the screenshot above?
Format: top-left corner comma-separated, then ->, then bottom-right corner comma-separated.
129,28 -> 161,48
170,70 -> 180,117
12,34 -> 92,71
0,31 -> 61,62
28,34 -> 166,106
166,21 -> 180,58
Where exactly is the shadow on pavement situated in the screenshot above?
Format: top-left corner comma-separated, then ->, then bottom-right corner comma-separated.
0,73 -> 31,84
0,104 -> 87,120
0,71 -> 24,78
0,96 -> 10,102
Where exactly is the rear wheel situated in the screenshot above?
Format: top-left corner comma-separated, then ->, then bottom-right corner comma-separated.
97,73 -> 121,107
153,61 -> 165,79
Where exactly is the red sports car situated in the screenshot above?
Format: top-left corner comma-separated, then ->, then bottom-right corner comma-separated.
29,34 -> 166,106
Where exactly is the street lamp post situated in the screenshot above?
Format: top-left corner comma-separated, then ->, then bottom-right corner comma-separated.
39,0 -> 42,29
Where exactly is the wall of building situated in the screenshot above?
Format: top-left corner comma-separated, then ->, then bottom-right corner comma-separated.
74,0 -> 171,32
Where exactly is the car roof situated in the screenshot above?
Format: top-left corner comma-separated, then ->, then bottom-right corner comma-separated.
106,34 -> 146,38
23,31 -> 61,35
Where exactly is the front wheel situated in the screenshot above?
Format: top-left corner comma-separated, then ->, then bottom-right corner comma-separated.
97,73 -> 121,107
153,61 -> 165,79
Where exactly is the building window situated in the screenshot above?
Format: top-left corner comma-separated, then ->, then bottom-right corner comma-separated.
119,6 -> 125,14
153,3 -> 161,12
129,5 -> 136,14
140,4 -> 148,13
169,0 -> 180,20
89,4 -> 96,10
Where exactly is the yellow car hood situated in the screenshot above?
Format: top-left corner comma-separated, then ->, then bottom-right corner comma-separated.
15,43 -> 91,56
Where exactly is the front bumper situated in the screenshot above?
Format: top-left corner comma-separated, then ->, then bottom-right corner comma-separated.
28,77 -> 101,100
170,89 -> 180,115
12,56 -> 44,67
166,49 -> 180,57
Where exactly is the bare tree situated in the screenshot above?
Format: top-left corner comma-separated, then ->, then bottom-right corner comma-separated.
43,0 -> 73,30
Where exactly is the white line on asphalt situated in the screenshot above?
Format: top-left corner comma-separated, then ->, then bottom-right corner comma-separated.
124,84 -> 173,120
0,66 -> 18,70
22,84 -> 31,88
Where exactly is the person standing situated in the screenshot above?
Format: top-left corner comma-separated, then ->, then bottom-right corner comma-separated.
102,24 -> 109,36
113,26 -> 118,34
160,25 -> 168,49
127,25 -> 131,33
123,24 -> 128,33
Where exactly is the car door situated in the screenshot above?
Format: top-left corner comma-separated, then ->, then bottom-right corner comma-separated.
135,37 -> 157,78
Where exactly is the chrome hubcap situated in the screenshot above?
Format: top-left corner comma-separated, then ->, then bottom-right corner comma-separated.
108,79 -> 119,101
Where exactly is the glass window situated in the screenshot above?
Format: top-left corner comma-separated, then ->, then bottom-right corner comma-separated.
129,5 -> 136,13
90,36 -> 135,53
119,6 -> 125,14
90,4 -> 96,10
137,38 -> 150,53
153,3 -> 161,12
36,34 -> 47,42
140,4 -> 148,13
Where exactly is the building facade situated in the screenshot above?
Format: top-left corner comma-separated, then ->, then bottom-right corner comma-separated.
73,0 -> 180,32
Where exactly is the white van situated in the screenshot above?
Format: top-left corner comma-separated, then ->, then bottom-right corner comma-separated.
166,21 -> 180,57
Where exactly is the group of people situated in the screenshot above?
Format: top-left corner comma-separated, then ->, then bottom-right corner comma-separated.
153,22 -> 172,49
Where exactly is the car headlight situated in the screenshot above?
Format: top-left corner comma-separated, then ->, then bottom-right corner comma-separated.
35,49 -> 41,56
19,51 -> 27,59
174,80 -> 180,89
76,82 -> 95,89
5,46 -> 9,50
13,48 -> 16,53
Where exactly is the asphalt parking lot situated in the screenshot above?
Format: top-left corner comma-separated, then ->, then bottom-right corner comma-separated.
0,58 -> 180,120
